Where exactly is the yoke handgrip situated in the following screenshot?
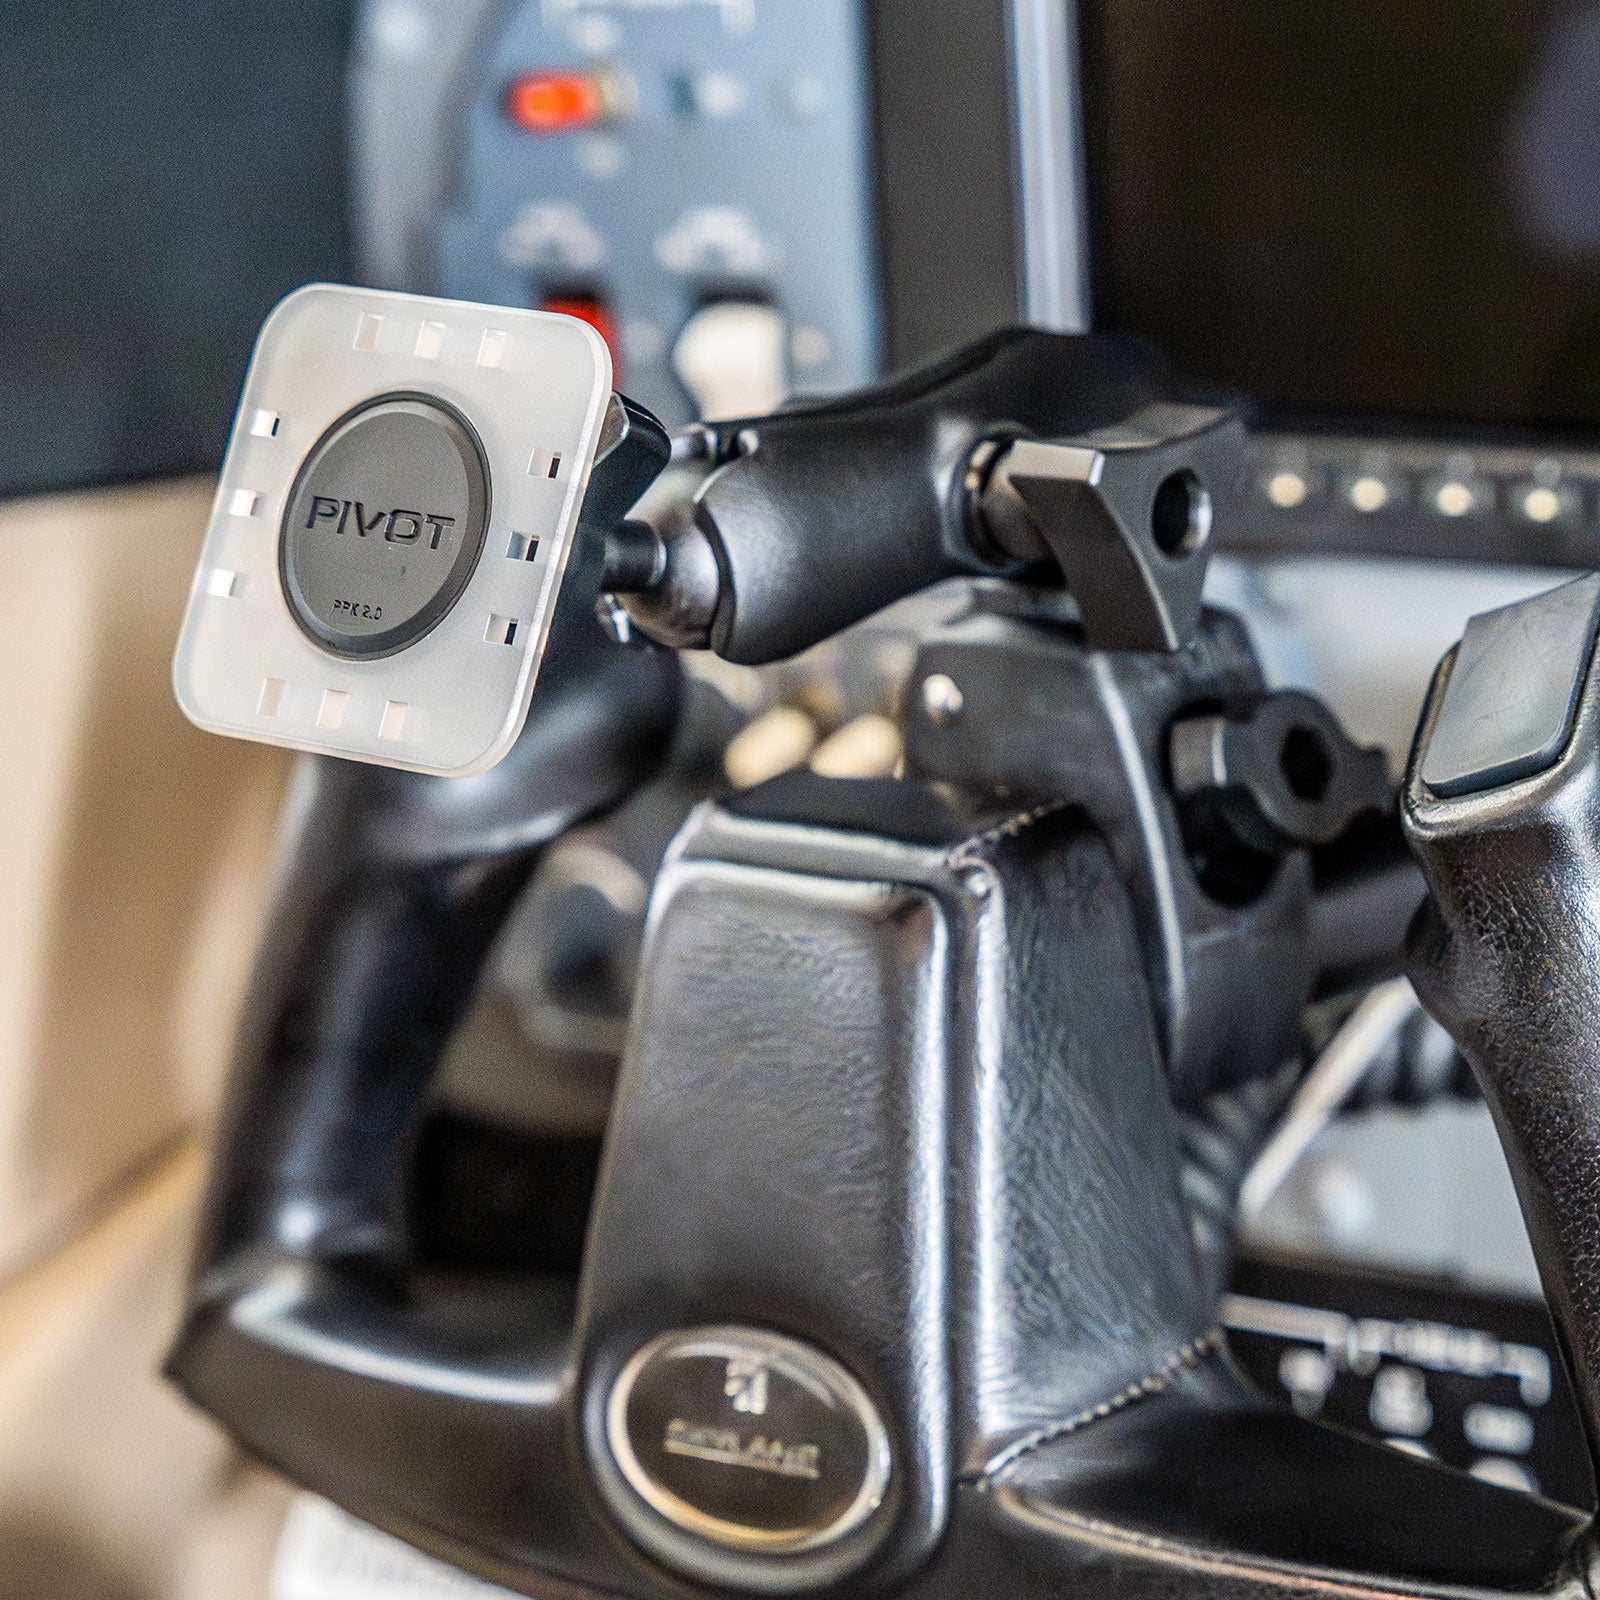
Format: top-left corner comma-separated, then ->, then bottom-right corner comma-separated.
191,561 -> 681,1285
169,559 -> 682,1591
1403,571 -> 1600,1478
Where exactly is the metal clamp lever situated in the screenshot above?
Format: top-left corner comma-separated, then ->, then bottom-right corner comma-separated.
1171,689 -> 1392,851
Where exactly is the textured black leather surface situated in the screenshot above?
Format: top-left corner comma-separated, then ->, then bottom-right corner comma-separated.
174,758 -> 1594,1600
992,1362 -> 1588,1596
720,771 -> 984,846
576,789 -> 1212,1588
581,859 -> 951,1587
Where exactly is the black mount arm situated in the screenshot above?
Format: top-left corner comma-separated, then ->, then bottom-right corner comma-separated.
609,329 -> 1241,663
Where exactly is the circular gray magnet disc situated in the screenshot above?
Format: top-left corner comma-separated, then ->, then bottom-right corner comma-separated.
280,393 -> 491,658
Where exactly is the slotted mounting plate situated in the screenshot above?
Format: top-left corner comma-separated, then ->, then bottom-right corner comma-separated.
174,284 -> 613,776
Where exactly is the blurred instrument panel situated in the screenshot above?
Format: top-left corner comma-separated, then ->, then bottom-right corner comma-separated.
353,0 -> 1600,572
352,0 -> 882,425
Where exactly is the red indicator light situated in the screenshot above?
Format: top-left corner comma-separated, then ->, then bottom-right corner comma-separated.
543,296 -> 621,382
506,71 -> 606,134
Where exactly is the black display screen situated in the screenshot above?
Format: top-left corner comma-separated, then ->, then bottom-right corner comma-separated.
1080,1 -> 1600,432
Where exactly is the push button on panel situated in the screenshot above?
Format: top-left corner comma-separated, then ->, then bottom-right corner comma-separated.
603,1326 -> 891,1559
280,394 -> 491,659
505,68 -> 633,134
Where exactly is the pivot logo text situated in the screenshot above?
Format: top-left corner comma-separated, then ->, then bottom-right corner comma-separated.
305,496 -> 457,551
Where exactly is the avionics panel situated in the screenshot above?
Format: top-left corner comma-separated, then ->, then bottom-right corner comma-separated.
1083,1 -> 1600,432
355,0 -> 885,428
1078,0 -> 1600,565
353,0 -> 1600,566
352,0 -> 1088,426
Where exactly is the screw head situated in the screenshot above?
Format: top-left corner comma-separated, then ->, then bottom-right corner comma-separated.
594,591 -> 636,646
921,673 -> 964,726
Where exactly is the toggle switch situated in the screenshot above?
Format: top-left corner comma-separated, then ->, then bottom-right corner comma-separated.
671,300 -> 789,421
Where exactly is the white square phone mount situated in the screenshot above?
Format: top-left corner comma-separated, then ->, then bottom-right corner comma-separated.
174,284 -> 622,777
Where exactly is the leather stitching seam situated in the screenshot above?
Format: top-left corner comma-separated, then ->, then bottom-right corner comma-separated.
977,1326 -> 1225,1480
945,801 -> 1073,866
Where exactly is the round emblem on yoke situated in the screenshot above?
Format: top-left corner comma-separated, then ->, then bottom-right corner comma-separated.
602,1325 -> 892,1560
